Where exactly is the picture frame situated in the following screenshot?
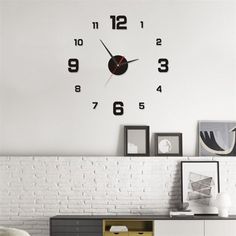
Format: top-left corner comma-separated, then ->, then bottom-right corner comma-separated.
181,161 -> 220,215
124,126 -> 150,156
198,120 -> 236,156
155,133 -> 183,156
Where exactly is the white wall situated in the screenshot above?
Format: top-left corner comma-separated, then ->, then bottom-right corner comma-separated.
0,0 -> 236,156
0,156 -> 236,236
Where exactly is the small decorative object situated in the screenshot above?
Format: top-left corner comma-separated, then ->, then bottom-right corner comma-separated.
110,226 -> 128,232
181,161 -> 220,215
199,121 -> 236,156
124,126 -> 150,156
155,133 -> 182,156
170,202 -> 194,217
215,192 -> 231,217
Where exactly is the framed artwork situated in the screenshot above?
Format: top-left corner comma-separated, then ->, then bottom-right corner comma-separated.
124,126 -> 150,156
155,133 -> 182,156
181,161 -> 220,215
199,121 -> 236,156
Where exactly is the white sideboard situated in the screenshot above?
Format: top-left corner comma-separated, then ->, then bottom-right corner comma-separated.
205,220 -> 236,236
154,220 -> 204,236
154,220 -> 236,236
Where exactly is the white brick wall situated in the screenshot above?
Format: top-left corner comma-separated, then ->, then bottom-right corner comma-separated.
0,156 -> 236,236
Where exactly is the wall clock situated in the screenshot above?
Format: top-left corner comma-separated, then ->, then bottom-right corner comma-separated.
66,11 -> 169,116
2,0 -> 233,155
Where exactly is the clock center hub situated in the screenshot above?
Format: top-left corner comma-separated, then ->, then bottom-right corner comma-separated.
108,55 -> 128,75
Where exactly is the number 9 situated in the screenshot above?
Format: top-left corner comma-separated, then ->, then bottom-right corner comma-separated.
68,58 -> 79,72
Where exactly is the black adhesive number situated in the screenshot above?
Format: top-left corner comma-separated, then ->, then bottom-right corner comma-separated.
158,58 -> 169,72
68,58 -> 79,72
74,39 -> 83,46
75,85 -> 81,93
110,15 -> 127,30
156,38 -> 162,46
156,85 -> 162,93
139,102 -> 145,110
140,21 -> 144,28
92,22 -> 99,29
93,102 -> 98,109
113,101 -> 124,116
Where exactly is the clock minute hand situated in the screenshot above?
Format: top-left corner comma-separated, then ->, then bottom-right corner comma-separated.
100,40 -> 118,65
119,58 -> 139,66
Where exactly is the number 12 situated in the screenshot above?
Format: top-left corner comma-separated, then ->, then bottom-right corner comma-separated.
110,15 -> 127,30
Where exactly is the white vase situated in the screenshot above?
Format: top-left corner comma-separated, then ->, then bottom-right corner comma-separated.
218,208 -> 229,217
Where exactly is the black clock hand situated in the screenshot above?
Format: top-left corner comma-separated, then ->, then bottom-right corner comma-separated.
100,40 -> 118,65
119,58 -> 139,66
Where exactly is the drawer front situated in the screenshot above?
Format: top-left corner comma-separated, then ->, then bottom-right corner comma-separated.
52,225 -> 102,233
51,233 -> 101,236
129,232 -> 152,236
51,220 -> 102,227
105,232 -> 129,236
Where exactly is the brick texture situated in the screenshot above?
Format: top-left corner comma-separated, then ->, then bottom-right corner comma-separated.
0,156 -> 235,236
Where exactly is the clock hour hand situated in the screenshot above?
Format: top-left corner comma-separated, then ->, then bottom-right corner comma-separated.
100,40 -> 118,65
119,58 -> 139,66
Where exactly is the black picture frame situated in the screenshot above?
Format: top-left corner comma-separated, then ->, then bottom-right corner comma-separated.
181,161 -> 220,215
155,133 -> 183,156
124,126 -> 150,156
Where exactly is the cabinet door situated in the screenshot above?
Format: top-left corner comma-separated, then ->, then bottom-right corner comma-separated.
50,219 -> 103,236
205,220 -> 236,236
154,220 -> 204,236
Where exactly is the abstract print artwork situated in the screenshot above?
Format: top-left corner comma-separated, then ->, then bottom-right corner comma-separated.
199,121 -> 236,156
155,133 -> 183,156
181,161 -> 219,215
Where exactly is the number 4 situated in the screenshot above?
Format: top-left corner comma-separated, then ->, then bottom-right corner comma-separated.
156,85 -> 162,93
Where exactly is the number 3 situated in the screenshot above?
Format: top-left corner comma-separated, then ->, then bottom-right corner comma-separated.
158,58 -> 169,72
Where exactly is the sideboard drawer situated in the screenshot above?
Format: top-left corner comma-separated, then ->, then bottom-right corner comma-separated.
51,233 -> 101,236
104,232 -> 129,236
51,219 -> 102,226
129,232 -> 152,236
52,225 -> 102,233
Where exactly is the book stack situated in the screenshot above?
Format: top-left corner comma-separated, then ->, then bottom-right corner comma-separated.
169,211 -> 194,217
110,226 -> 128,232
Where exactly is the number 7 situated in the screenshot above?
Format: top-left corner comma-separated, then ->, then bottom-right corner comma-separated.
93,102 -> 98,109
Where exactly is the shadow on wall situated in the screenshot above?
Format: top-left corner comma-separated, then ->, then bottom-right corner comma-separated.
168,163 -> 182,210
195,123 -> 199,156
116,125 -> 124,156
